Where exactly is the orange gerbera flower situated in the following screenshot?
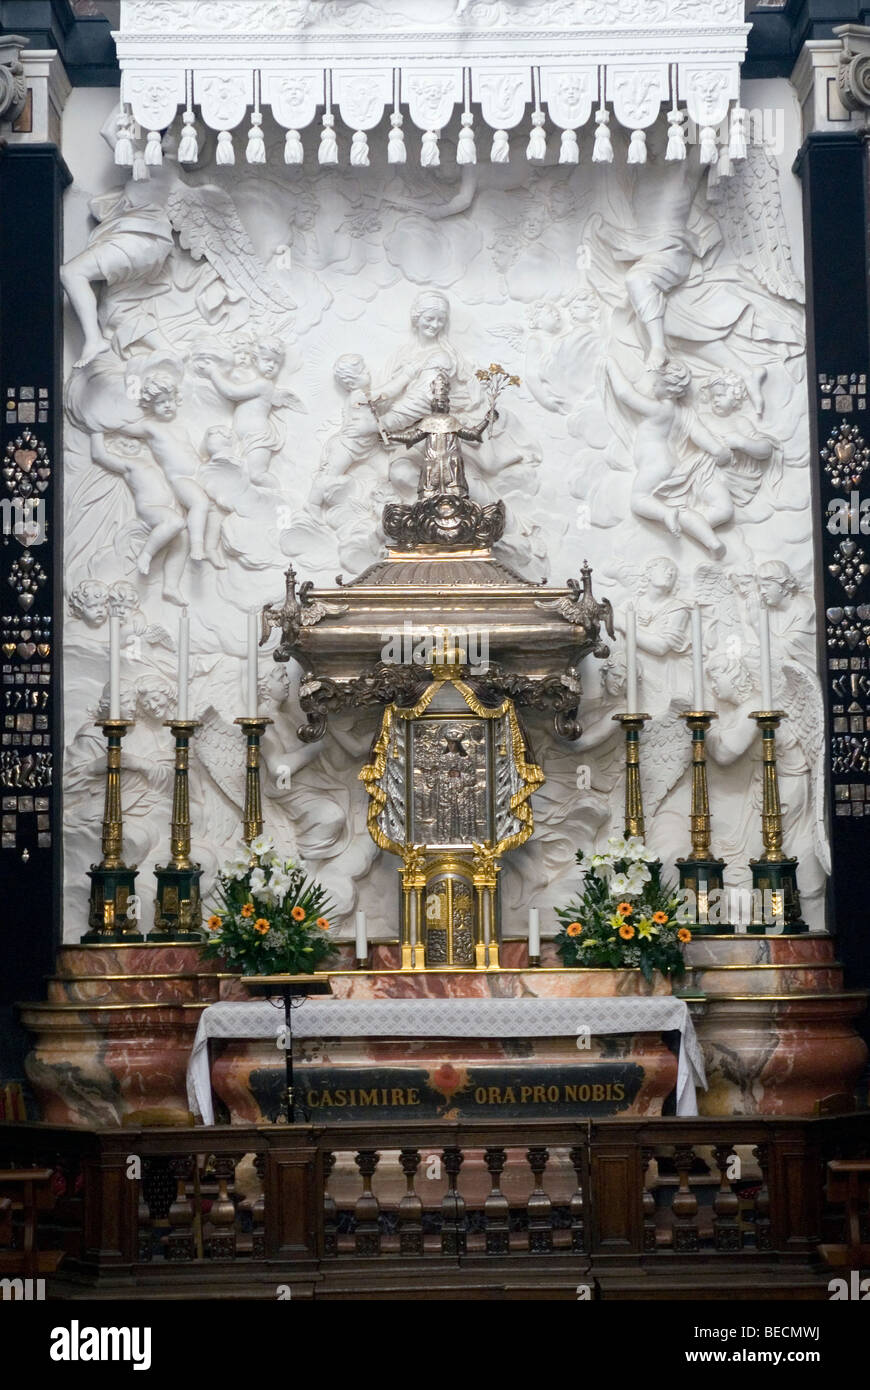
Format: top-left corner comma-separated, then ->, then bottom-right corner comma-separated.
291,905 -> 305,922
240,903 -> 254,918
617,902 -> 633,916
253,918 -> 270,935
618,923 -> 635,940
207,915 -> 222,932
677,927 -> 692,943
566,921 -> 583,937
652,911 -> 668,925
316,917 -> 330,931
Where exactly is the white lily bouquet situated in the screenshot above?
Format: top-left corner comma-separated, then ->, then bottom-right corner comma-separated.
554,835 -> 691,982
202,835 -> 334,975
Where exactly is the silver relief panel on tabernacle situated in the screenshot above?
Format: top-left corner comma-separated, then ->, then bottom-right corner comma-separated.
410,717 -> 489,847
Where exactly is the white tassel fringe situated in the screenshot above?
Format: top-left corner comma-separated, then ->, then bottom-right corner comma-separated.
457,112 -> 476,165
559,129 -> 579,164
388,112 -> 406,164
592,109 -> 613,163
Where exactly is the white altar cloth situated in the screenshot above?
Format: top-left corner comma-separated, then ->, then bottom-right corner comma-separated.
188,995 -> 706,1124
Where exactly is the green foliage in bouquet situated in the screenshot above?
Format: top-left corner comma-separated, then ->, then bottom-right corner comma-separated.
554,835 -> 692,983
202,835 -> 335,975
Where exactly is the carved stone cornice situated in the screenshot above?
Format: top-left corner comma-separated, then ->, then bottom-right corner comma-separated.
112,0 -> 749,168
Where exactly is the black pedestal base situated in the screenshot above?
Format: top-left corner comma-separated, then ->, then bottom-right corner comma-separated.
83,864 -> 142,942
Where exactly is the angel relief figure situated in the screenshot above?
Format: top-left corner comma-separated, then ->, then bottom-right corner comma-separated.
62,107 -> 299,373
61,162 -> 175,369
194,333 -> 304,486
104,358 -> 225,574
705,654 -> 830,897
605,358 -> 774,559
587,126 -> 804,415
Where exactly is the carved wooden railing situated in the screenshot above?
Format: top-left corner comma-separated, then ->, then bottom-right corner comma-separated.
0,1115 -> 867,1297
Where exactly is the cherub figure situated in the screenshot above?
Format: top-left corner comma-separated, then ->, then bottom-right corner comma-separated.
108,372 -> 224,571
196,336 -> 303,485
606,358 -> 741,559
309,354 -> 390,508
699,372 -> 777,474
89,429 -> 185,580
68,579 -> 110,627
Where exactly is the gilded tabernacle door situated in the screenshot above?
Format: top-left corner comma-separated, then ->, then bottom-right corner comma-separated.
360,672 -> 544,969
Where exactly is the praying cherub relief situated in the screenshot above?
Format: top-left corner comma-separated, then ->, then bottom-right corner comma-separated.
194,334 -> 304,487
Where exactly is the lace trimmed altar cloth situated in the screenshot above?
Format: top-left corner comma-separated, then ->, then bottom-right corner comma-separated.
187,995 -> 706,1123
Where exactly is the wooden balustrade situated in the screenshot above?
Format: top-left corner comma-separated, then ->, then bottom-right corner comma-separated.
0,1114 -> 866,1298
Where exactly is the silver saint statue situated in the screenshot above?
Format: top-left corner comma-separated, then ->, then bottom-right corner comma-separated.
382,371 -> 496,499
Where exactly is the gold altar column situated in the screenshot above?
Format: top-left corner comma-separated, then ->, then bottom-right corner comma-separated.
400,845 -> 426,970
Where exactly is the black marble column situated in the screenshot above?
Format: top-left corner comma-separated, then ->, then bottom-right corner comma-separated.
0,142 -> 70,1079
795,130 -> 870,990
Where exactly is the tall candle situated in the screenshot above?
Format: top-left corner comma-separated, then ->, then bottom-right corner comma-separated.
691,603 -> 704,711
109,612 -> 121,720
177,607 -> 190,721
528,906 -> 540,959
759,598 -> 773,710
246,609 -> 258,717
625,604 -> 638,714
355,910 -> 368,961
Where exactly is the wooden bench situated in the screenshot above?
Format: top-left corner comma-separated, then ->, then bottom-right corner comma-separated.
0,1168 -> 63,1279
818,1159 -> 870,1269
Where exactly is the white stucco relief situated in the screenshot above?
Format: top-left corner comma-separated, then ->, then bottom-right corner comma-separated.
60,81 -> 826,937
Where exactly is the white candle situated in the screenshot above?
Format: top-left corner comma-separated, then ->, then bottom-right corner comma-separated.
246,609 -> 258,717
355,910 -> 368,961
528,906 -> 540,959
109,612 -> 121,720
759,598 -> 773,710
177,607 -> 190,721
625,604 -> 638,714
691,603 -> 704,711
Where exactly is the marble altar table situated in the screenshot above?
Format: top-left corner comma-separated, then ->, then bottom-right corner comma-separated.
187,995 -> 706,1124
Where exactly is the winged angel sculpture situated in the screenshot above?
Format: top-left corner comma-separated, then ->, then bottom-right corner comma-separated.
260,565 -> 348,661
63,155 -> 301,590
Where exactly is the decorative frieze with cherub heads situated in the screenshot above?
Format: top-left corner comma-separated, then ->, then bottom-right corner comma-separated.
60,79 -> 827,937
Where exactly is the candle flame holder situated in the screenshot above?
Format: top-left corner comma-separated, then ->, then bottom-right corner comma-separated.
747,710 -> 806,933
151,720 -> 205,941
675,711 -> 729,935
83,720 -> 142,942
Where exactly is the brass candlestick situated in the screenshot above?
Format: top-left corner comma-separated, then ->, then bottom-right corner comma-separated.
84,719 -> 142,942
747,710 -> 806,933
151,720 -> 204,941
235,716 -> 273,848
612,712 -> 651,839
675,712 -> 729,935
